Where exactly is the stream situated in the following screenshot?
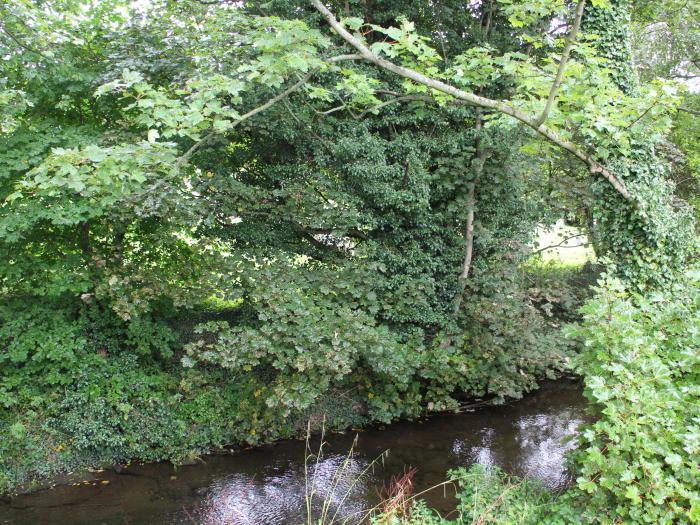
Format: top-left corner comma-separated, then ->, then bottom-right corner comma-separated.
0,379 -> 588,525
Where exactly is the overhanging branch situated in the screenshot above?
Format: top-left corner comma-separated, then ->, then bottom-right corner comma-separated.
173,70 -> 316,174
173,54 -> 363,174
309,0 -> 632,201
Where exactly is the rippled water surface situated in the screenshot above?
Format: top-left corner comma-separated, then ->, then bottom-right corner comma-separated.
0,380 -> 588,525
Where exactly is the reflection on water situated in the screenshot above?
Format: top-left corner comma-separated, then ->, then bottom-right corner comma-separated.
0,380 -> 588,525
451,408 -> 583,490
517,411 -> 582,487
187,454 -> 372,525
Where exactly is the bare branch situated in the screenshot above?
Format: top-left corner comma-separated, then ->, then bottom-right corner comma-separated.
439,110 -> 486,348
309,0 -> 633,201
318,104 -> 347,115
282,98 -> 330,145
532,233 -> 588,255
536,0 -> 586,126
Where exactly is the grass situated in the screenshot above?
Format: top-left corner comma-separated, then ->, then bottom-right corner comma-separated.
531,220 -> 595,266
295,423 -> 557,525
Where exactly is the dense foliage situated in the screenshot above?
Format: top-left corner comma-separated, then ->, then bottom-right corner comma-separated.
581,1 -> 694,288
0,2 -> 697,524
567,266 -> 700,524
383,265 -> 699,524
0,0 -> 585,493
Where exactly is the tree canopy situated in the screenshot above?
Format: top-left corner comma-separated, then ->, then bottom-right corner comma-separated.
0,1 -> 697,519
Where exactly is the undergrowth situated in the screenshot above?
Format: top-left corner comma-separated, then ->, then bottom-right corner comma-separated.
0,262 -> 594,495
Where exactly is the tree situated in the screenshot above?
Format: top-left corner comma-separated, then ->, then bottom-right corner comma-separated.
307,0 -> 695,288
0,0 -> 696,489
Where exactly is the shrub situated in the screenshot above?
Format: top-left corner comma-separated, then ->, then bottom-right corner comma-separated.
372,465 -> 554,525
564,265 -> 700,524
419,260 -> 577,406
373,264 -> 700,525
0,261 -> 579,494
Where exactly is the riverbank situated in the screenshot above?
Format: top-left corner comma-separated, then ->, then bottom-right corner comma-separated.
0,380 -> 587,525
1,263 -> 593,498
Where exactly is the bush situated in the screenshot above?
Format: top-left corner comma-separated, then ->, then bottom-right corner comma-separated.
373,465 -> 554,524
183,260 -> 577,423
373,264 -> 700,525
0,352 -> 313,493
419,260 -> 579,406
0,260 -> 580,494
182,263 -> 423,423
564,266 -> 700,524
0,295 -> 379,493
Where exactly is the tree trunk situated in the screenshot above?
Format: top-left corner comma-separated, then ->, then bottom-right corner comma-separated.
453,110 -> 486,314
439,112 -> 487,348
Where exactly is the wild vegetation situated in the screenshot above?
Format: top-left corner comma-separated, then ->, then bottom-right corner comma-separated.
374,265 -> 700,524
0,0 -> 697,523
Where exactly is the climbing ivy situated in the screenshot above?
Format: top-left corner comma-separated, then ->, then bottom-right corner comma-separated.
582,0 -> 696,289
0,0 -> 696,500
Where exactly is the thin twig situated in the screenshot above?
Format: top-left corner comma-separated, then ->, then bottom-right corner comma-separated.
533,233 -> 587,254
173,70 -> 315,174
0,24 -> 53,61
624,101 -> 657,130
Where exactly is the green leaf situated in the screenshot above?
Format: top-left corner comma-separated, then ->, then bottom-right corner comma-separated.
341,17 -> 364,31
9,422 -> 26,440
624,485 -> 641,504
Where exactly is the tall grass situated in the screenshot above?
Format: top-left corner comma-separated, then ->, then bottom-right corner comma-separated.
303,421 -> 389,525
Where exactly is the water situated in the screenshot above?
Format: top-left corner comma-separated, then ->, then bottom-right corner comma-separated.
0,380 -> 588,525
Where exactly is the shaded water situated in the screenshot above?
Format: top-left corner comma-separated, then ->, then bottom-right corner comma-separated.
0,380 -> 588,525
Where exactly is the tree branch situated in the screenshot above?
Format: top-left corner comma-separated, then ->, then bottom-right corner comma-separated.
173,56 -> 362,174
439,110 -> 486,349
173,70 -> 315,174
356,94 -> 434,118
532,233 -> 587,254
678,106 -> 700,117
0,24 -> 53,61
309,0 -> 632,201
536,0 -> 586,126
624,101 -> 657,130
